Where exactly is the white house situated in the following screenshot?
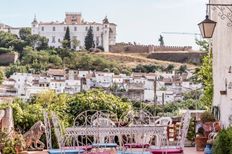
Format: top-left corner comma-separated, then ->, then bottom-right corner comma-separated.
10,73 -> 34,97
49,80 -> 66,93
210,0 -> 232,127
64,79 -> 81,94
31,12 -> 117,51
144,79 -> 155,102
156,90 -> 175,104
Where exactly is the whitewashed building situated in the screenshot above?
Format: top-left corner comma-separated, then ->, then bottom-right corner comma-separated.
210,0 -> 232,127
92,72 -> 114,88
156,90 -> 176,104
31,12 -> 117,51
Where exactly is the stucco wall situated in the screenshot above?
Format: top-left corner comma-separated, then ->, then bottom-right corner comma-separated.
211,0 -> 232,127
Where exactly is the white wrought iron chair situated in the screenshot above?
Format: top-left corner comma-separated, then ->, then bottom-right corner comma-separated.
154,117 -> 173,126
92,117 -> 116,144
150,111 -> 191,154
153,117 -> 172,147
120,110 -> 155,154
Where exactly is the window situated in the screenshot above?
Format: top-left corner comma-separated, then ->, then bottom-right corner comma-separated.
105,25 -> 107,28
86,27 -> 88,31
58,38 -> 61,42
53,27 -> 56,31
52,36 -> 56,43
97,27 -> 99,31
74,27 -> 77,31
64,27 -> 66,31
41,27 -> 44,31
96,37 -> 99,46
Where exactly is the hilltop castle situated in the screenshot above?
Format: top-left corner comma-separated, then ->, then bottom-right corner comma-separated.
31,12 -> 117,51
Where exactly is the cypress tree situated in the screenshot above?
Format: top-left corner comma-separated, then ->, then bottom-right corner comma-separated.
85,26 -> 95,50
63,26 -> 71,48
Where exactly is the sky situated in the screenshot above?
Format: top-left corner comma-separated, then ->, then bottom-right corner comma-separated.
0,0 -> 208,49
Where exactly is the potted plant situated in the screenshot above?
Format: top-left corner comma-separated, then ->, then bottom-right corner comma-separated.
0,130 -> 9,152
200,111 -> 215,137
13,132 -> 26,154
195,127 -> 208,151
2,139 -> 16,154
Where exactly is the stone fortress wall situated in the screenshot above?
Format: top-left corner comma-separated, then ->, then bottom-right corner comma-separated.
109,43 -> 192,53
109,43 -> 205,64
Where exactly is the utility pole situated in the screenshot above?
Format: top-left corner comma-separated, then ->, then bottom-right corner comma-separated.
162,92 -> 165,115
80,77 -> 83,92
153,77 -> 157,116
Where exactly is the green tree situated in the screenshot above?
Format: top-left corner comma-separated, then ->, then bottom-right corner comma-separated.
0,69 -> 4,84
19,28 -> 31,41
72,38 -> 80,50
183,90 -> 202,100
68,89 -> 132,118
195,39 -> 212,108
177,65 -> 187,74
5,64 -> 28,78
36,36 -> 49,50
195,39 -> 209,52
197,51 -> 213,108
165,64 -> 175,73
0,31 -> 25,52
49,55 -> 62,66
63,27 -> 71,49
84,26 -> 95,50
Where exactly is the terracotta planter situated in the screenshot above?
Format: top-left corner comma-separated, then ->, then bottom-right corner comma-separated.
15,146 -> 23,154
195,136 -> 208,151
220,90 -> 227,95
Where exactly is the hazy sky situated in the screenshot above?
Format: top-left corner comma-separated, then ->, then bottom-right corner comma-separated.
0,0 -> 207,49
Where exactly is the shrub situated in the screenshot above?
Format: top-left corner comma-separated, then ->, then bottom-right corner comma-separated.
0,47 -> 11,54
213,127 -> 232,154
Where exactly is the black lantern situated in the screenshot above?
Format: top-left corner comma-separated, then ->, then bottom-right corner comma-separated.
198,15 -> 217,38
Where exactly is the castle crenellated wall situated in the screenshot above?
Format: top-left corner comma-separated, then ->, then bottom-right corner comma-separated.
109,44 -> 192,53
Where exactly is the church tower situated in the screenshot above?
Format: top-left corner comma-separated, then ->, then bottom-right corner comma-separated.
31,15 -> 39,34
102,16 -> 110,52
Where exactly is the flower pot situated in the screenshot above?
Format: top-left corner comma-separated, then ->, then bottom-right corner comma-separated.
220,90 -> 227,95
15,146 -> 22,154
204,144 -> 212,154
195,136 -> 208,151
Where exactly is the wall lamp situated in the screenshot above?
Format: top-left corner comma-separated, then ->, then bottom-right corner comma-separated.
198,3 -> 232,38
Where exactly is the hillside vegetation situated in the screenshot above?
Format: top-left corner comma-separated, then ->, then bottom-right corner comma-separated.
95,52 -> 197,69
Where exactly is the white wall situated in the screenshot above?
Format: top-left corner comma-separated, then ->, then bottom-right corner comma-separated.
211,0 -> 232,127
144,80 -> 155,102
32,22 -> 116,51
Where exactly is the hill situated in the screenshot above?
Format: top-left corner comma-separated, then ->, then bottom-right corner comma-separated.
95,52 -> 198,69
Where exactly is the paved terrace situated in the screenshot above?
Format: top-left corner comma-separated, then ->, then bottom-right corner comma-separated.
23,147 -> 204,154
